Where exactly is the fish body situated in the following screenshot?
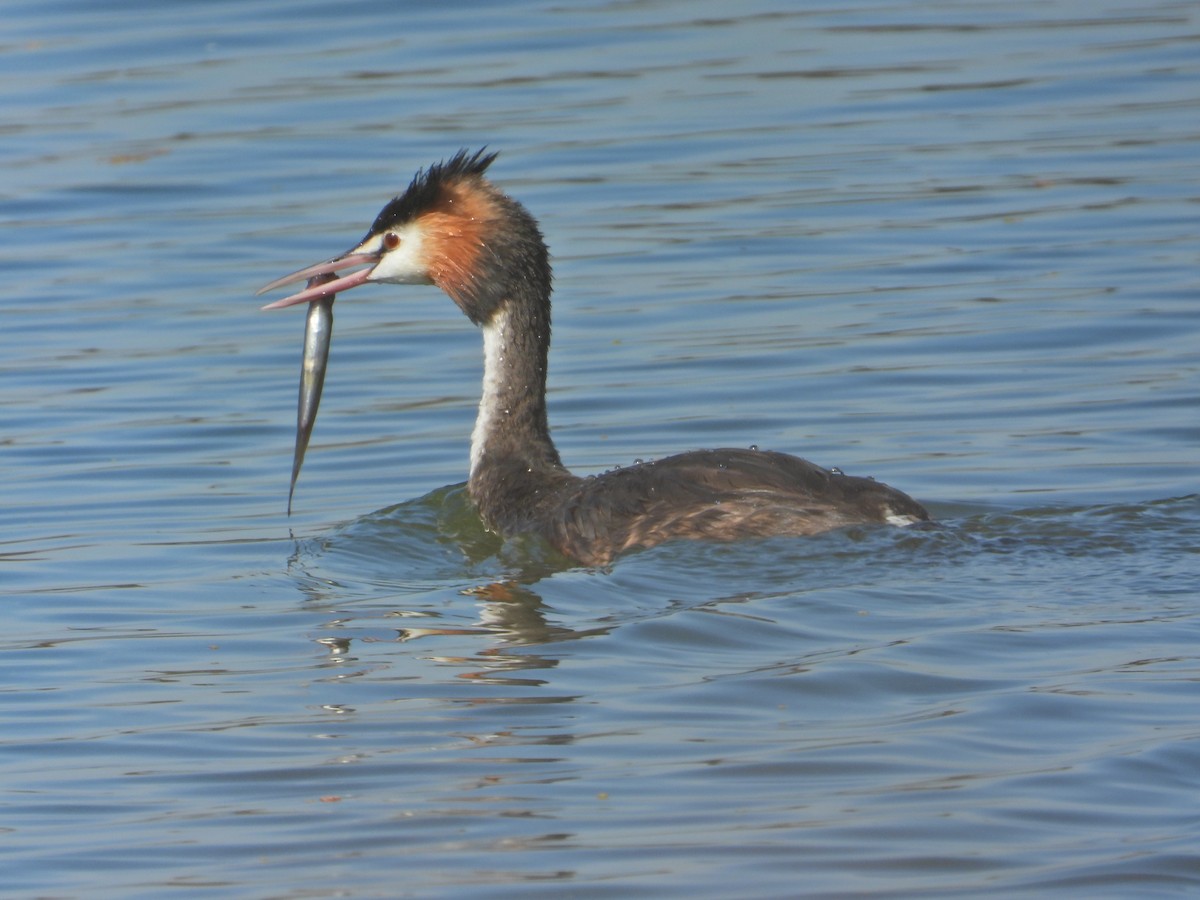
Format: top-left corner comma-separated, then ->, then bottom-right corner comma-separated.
288,276 -> 336,514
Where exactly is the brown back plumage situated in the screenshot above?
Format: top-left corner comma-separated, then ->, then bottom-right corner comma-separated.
539,449 -> 928,566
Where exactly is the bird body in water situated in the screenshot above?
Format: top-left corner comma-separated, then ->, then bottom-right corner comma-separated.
259,149 -> 929,565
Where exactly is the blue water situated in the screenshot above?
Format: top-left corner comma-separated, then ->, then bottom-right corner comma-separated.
3,1 -> 1198,897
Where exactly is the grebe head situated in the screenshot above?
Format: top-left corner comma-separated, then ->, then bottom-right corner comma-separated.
257,148 -> 547,326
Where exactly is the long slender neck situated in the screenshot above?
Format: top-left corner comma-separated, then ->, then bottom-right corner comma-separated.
468,283 -> 574,533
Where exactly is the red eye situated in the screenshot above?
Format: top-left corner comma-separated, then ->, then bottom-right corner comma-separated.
383,232 -> 400,251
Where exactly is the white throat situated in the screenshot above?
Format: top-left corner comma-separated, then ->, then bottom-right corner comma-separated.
469,307 -> 510,480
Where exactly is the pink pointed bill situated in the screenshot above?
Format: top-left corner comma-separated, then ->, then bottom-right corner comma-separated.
257,253 -> 380,309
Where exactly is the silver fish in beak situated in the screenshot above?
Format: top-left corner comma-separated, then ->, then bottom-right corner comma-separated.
288,283 -> 334,514
258,246 -> 386,514
258,205 -> 439,513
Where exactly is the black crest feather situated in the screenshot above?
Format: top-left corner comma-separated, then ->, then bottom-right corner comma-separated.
367,148 -> 498,236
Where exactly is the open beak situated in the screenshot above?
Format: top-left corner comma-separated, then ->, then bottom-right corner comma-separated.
256,250 -> 381,309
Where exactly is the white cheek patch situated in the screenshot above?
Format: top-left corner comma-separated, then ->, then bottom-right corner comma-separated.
361,224 -> 432,285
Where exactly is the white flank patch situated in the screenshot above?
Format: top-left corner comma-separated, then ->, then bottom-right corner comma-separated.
470,307 -> 509,479
885,509 -> 922,527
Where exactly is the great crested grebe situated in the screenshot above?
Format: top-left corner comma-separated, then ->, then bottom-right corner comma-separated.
259,149 -> 928,565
